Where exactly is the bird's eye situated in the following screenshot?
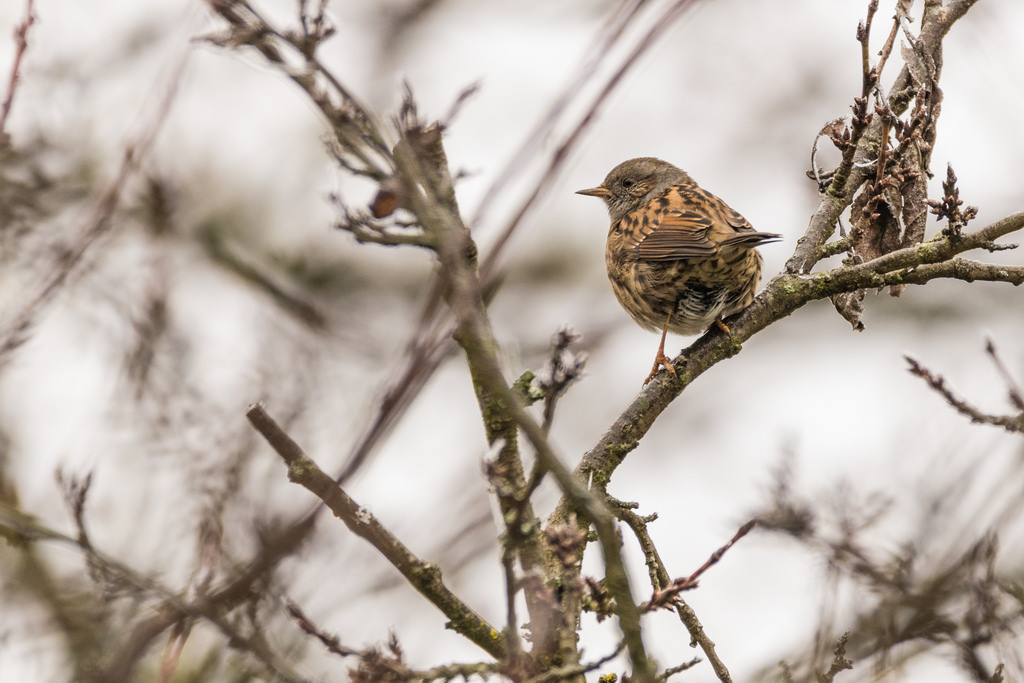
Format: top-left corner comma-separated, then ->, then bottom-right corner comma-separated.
621,178 -> 635,188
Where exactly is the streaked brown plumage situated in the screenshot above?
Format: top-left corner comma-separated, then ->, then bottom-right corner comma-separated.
577,157 -> 781,384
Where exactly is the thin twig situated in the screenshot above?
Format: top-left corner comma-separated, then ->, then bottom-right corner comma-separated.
985,338 -> 1024,412
0,0 -> 35,140
644,521 -> 756,612
246,403 -> 507,660
905,357 -> 1024,434
686,520 -> 756,586
659,657 -> 701,681
536,326 -> 587,433
611,501 -> 662,592
285,601 -> 360,658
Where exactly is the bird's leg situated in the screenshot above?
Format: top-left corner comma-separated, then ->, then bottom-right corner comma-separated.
644,310 -> 676,385
713,318 -> 731,334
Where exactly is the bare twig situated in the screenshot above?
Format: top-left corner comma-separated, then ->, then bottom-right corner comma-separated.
535,326 -> 588,433
905,356 -> 1024,434
55,469 -> 93,548
927,163 -> 978,236
686,520 -> 756,584
818,631 -> 854,683
498,537 -> 524,666
204,0 -> 390,175
874,258 -> 1024,287
0,0 -> 35,140
659,657 -> 701,681
611,501 -> 662,591
644,521 -> 756,612
246,402 -> 506,660
285,601 -> 360,658
985,338 -> 1024,412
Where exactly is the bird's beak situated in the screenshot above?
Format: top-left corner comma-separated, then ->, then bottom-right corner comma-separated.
576,186 -> 611,198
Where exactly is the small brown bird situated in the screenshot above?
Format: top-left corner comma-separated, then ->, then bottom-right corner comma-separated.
577,157 -> 781,384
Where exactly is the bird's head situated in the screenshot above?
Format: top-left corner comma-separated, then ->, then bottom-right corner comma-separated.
577,157 -> 691,224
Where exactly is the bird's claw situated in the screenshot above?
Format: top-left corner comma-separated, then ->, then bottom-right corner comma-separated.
643,353 -> 677,386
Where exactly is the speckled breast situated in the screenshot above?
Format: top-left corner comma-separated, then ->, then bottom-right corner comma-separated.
605,243 -> 763,336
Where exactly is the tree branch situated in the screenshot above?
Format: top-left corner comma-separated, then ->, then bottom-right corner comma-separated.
905,357 -> 1024,434
246,403 -> 506,660
0,0 -> 35,141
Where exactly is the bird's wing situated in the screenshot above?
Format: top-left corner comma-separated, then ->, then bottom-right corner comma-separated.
630,209 -> 718,261
631,189 -> 781,261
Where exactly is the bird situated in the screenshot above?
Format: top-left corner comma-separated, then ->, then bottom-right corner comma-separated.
577,157 -> 781,385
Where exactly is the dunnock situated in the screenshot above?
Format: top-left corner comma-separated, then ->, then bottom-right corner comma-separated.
578,157 -> 781,384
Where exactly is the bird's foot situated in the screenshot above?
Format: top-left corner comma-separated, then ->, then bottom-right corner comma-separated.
713,318 -> 732,334
643,352 -> 676,386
